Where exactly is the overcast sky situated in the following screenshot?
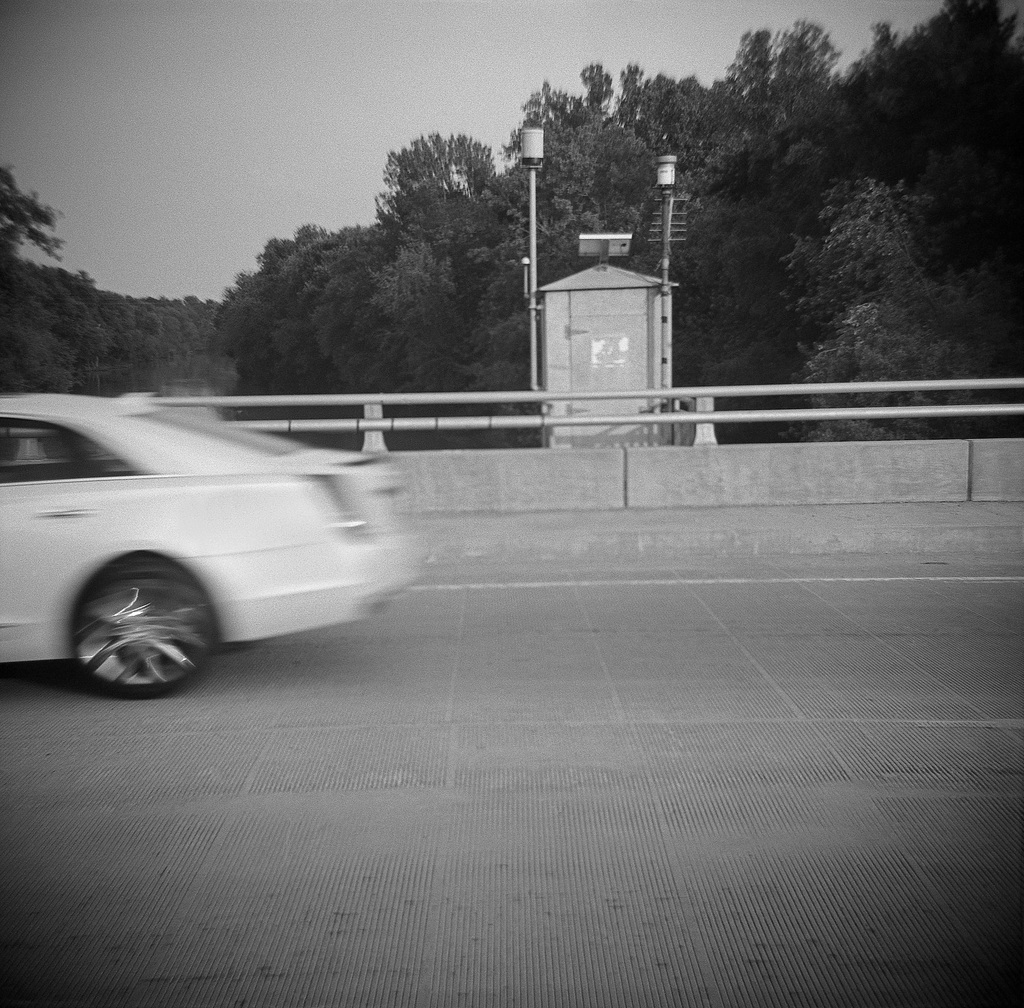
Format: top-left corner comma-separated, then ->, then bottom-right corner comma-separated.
3,0 -> 1016,302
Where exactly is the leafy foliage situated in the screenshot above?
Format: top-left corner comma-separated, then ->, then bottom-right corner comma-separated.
787,176 -> 1022,439
0,165 -> 63,263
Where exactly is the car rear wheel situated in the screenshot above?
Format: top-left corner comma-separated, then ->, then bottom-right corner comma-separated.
72,556 -> 216,698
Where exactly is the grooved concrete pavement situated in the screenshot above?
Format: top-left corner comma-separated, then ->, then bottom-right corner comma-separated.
1,502 -> 1022,1007
411,501 -> 1024,569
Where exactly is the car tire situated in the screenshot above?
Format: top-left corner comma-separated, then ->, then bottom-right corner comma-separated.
72,555 -> 217,698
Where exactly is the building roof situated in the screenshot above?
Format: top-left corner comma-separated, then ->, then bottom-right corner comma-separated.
538,264 -> 661,293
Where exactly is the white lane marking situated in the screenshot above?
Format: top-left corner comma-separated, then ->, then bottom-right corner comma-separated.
411,576 -> 1024,591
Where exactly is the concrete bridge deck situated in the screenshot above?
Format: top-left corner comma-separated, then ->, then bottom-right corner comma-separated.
1,502 -> 1021,1007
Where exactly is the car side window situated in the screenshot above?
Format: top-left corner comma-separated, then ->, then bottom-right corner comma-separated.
0,419 -> 140,483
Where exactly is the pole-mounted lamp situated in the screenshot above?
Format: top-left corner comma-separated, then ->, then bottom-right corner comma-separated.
521,126 -> 544,391
656,154 -> 676,397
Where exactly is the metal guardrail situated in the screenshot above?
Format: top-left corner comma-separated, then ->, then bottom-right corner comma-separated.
159,378 -> 1024,408
157,379 -> 1024,435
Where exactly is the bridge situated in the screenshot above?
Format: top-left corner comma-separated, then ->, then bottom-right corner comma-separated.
1,379 -> 1021,1007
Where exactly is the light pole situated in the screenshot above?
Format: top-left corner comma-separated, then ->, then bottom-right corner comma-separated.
656,154 -> 676,397
521,127 -> 544,391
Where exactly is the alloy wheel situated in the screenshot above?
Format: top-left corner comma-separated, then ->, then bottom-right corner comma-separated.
73,560 -> 215,697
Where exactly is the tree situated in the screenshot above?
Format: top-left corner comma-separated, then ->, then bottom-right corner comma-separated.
1,169 -> 68,391
371,240 -> 464,389
614,66 -> 716,179
377,133 -> 497,250
843,0 -> 1022,187
0,166 -> 62,264
310,226 -> 392,391
372,133 -> 518,392
914,146 -> 1024,277
707,20 -> 844,208
787,178 -> 1022,439
657,23 -> 845,420
0,268 -> 74,393
218,226 -> 343,393
508,66 -> 655,284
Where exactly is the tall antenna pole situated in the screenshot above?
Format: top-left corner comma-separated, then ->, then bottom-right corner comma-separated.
521,127 -> 544,391
529,164 -> 539,390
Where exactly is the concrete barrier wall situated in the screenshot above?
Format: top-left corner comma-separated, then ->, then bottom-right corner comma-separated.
395,447 -> 624,513
970,439 -> 1024,501
396,439 -> 1023,513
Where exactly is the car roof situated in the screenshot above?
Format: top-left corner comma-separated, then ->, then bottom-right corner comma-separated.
0,393 -> 364,475
0,392 -> 161,420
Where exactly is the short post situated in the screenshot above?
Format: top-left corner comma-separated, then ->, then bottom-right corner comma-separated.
693,396 -> 718,445
361,402 -> 387,452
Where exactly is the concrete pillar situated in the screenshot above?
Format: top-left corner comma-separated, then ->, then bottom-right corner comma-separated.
362,402 -> 387,452
693,396 -> 717,446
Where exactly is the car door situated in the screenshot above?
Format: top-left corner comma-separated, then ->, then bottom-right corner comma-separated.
0,416 -> 151,661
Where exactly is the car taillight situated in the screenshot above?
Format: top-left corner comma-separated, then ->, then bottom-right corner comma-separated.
309,474 -> 370,538
333,456 -> 404,533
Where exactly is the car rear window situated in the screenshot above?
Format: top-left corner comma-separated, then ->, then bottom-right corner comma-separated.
142,408 -> 300,456
0,419 -> 142,481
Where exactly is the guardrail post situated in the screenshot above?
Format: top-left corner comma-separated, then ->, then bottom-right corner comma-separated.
693,396 -> 717,445
666,398 -> 680,447
362,403 -> 387,452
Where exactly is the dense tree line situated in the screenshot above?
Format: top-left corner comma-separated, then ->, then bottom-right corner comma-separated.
0,167 -> 232,396
3,0 -> 1021,441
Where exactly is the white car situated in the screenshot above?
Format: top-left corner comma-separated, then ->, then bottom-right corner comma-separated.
0,393 -> 420,697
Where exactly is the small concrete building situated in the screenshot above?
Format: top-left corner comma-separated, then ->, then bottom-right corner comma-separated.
539,264 -> 668,448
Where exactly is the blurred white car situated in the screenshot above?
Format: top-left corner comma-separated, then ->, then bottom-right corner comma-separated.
0,393 -> 419,697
